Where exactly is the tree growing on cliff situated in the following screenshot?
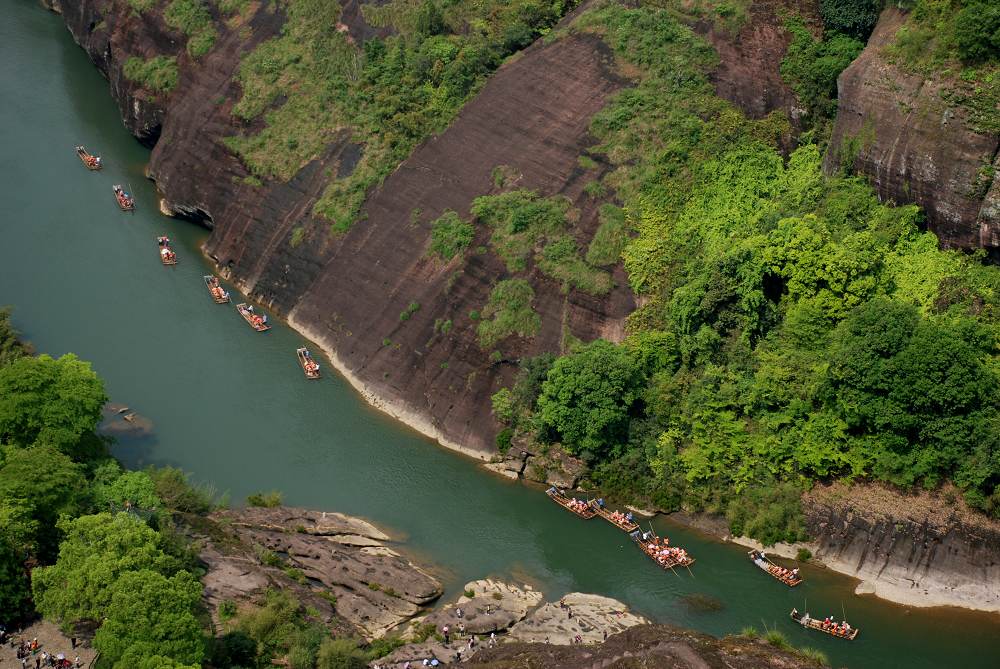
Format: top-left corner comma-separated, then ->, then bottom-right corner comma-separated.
954,0 -> 1000,62
820,0 -> 882,41
537,340 -> 645,457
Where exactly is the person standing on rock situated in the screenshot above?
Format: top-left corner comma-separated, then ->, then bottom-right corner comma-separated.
442,624 -> 450,645
489,632 -> 496,647
458,622 -> 465,637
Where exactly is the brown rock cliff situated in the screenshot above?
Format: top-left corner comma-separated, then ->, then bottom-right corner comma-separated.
824,8 -> 1000,253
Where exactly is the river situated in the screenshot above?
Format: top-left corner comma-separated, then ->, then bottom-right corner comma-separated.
2,3 -> 998,668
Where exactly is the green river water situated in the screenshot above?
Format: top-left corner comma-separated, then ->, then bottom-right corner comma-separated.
2,4 -> 998,667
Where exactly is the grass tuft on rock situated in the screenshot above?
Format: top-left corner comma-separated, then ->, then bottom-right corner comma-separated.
123,55 -> 179,93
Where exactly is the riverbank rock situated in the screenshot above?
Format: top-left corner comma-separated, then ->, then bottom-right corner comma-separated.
507,593 -> 648,644
523,447 -> 588,489
197,506 -> 443,638
802,482 -> 1000,613
421,580 -> 544,636
466,623 -> 825,668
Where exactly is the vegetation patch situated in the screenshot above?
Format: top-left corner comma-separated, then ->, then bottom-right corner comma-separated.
586,204 -> 628,267
477,279 -> 540,348
226,0 -> 577,233
123,55 -> 179,93
884,0 -> 1000,134
489,2 -> 1000,545
428,210 -> 475,262
780,18 -> 863,125
164,0 -> 217,58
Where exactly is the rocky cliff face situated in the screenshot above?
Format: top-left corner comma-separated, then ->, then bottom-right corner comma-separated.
824,8 -> 1000,253
802,483 -> 1000,613
53,0 -> 634,455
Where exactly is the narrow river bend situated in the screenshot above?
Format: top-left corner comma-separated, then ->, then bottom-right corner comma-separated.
2,4 -> 998,668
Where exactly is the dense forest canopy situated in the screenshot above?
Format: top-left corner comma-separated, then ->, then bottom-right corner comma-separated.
490,1 -> 1000,543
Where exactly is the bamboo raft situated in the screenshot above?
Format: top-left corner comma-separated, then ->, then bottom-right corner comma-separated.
630,530 -> 696,569
203,275 -> 230,304
113,184 -> 134,211
546,489 -> 596,519
748,550 -> 802,587
157,237 -> 177,265
297,347 -> 321,379
237,303 -> 270,332
75,145 -> 101,170
791,609 -> 859,640
591,503 -> 639,532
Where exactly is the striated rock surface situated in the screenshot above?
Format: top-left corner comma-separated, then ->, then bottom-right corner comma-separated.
802,483 -> 1000,613
198,506 -> 443,638
824,8 -> 1000,253
466,624 -> 822,668
54,0 -> 634,456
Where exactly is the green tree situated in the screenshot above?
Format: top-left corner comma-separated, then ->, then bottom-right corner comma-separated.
94,569 -> 204,667
94,468 -> 162,512
820,0 -> 882,41
32,512 -> 180,624
0,445 -> 87,559
0,536 -> 32,624
537,340 -> 645,455
954,0 -> 1000,62
0,307 -> 27,367
0,354 -> 106,453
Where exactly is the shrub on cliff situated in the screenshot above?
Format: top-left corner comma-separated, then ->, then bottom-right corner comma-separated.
428,210 -> 475,262
477,279 -> 540,348
780,19 -> 864,122
123,56 -> 179,94
164,0 -> 217,58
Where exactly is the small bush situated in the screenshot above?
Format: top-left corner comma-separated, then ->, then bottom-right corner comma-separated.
496,427 -> 514,453
247,490 -> 283,507
255,546 -> 283,567
764,629 -> 791,650
578,155 -> 598,170
317,637 -> 367,669
491,592 -> 503,600
218,599 -> 238,621
123,56 -> 179,93
463,588 -> 475,598
584,180 -> 607,198
796,547 -> 813,562
799,647 -> 830,666
399,302 -> 421,321
148,466 -> 215,513
290,227 -> 305,247
739,626 -> 759,639
413,622 -> 438,643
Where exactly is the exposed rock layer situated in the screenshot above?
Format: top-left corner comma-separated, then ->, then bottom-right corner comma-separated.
198,506 -> 443,638
466,624 -> 821,668
824,8 -> 1000,253
801,483 -> 1000,612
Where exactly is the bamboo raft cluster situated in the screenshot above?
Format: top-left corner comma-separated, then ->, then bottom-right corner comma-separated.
203,275 -> 231,304
791,608 -> 859,640
76,145 -> 101,170
546,489 -> 694,570
157,236 -> 177,265
748,550 -> 802,587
